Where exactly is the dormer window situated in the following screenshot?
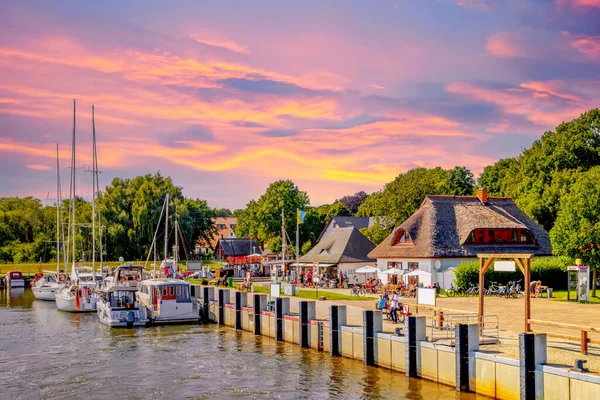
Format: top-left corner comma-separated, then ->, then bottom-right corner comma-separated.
392,229 -> 412,245
320,249 -> 328,255
465,229 -> 535,245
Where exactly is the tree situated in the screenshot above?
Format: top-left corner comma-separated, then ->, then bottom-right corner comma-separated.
213,208 -> 232,217
337,191 -> 368,214
316,201 -> 351,226
447,166 -> 475,195
478,158 -> 517,196
236,180 -> 310,250
360,222 -> 391,246
481,109 -> 600,231
550,166 -> 600,297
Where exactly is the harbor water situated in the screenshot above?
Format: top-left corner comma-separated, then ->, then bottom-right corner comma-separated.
0,289 -> 481,399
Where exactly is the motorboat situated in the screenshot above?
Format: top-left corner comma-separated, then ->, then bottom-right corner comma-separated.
96,286 -> 148,327
96,265 -> 149,327
137,279 -> 201,324
5,271 -> 25,288
32,275 -> 63,301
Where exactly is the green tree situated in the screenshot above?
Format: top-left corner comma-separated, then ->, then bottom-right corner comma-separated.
316,201 -> 351,226
447,166 -> 475,195
478,158 -> 517,196
337,191 -> 368,214
213,208 -> 232,217
550,167 -> 600,296
359,222 -> 392,246
236,180 -> 310,250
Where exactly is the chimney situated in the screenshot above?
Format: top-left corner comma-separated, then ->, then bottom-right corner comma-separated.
476,189 -> 488,203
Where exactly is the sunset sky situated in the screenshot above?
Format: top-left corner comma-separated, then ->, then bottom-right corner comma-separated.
1,1 -> 599,209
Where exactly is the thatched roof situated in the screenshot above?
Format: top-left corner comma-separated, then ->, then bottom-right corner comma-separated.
368,195 -> 552,259
301,227 -> 376,264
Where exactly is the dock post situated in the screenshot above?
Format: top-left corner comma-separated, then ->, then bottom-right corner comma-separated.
235,291 -> 247,330
363,310 -> 382,366
202,286 -> 214,323
275,297 -> 290,341
519,333 -> 535,400
329,305 -> 347,356
455,324 -> 471,391
299,301 -> 316,348
218,289 -> 230,326
253,294 -> 267,335
405,316 -> 426,377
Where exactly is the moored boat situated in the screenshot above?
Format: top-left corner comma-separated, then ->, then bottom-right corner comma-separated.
32,275 -> 62,301
55,282 -> 98,312
137,279 -> 201,324
6,271 -> 25,288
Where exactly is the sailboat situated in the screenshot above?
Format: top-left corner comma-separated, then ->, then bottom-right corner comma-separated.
56,101 -> 102,312
33,144 -> 66,300
137,193 -> 201,324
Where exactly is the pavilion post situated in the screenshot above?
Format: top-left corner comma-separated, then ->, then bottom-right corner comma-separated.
478,257 -> 485,334
524,257 -> 531,332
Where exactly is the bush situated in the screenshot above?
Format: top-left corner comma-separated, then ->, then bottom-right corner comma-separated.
453,257 -> 568,290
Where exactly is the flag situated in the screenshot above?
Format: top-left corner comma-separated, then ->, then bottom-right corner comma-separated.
297,209 -> 306,225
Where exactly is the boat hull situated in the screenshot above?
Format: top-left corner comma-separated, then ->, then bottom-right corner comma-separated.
97,300 -> 147,328
32,285 -> 59,301
55,293 -> 97,312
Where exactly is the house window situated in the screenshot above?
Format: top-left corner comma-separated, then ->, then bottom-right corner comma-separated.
217,224 -> 227,229
320,249 -> 328,255
387,261 -> 402,270
392,229 -> 412,245
230,224 -> 236,230
408,262 -> 419,271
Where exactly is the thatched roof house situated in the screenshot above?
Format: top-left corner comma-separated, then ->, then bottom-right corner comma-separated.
368,191 -> 552,289
215,237 -> 261,259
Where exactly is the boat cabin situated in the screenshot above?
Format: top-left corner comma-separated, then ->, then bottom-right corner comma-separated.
137,279 -> 197,323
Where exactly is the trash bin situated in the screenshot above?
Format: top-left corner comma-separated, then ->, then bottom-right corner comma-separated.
547,288 -> 553,298
228,277 -> 233,287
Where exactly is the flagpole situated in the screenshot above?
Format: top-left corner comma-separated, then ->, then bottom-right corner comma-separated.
296,208 -> 300,281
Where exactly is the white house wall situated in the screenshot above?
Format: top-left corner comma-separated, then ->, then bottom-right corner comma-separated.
375,257 -> 475,288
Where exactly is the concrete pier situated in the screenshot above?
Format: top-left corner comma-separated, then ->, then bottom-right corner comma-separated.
195,286 -> 600,400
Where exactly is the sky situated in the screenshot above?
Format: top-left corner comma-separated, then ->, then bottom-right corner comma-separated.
0,0 -> 599,210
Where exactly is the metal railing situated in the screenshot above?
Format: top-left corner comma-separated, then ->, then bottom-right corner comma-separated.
428,312 -> 499,344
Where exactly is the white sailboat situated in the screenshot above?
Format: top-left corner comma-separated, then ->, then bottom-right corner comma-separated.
56,101 -> 101,312
33,144 -> 65,301
137,194 -> 200,324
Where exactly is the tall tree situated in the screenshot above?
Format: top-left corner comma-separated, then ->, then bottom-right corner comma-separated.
337,191 -> 368,214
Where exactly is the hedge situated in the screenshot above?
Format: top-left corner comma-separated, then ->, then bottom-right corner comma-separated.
453,257 -> 569,290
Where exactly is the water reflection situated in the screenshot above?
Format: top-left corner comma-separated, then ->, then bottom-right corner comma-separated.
0,288 -> 482,399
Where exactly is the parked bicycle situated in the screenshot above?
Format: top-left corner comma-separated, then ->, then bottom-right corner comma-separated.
446,283 -> 465,297
351,286 -> 366,297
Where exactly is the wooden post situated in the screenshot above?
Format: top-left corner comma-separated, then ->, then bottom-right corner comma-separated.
524,257 -> 531,332
438,311 -> 444,329
582,330 -> 588,355
478,257 -> 485,335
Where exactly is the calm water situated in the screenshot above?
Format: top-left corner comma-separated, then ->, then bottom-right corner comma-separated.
0,289 -> 481,400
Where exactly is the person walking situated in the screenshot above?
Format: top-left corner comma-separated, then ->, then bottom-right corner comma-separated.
390,289 -> 399,323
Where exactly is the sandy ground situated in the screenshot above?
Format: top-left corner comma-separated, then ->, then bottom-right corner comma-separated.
284,288 -> 600,372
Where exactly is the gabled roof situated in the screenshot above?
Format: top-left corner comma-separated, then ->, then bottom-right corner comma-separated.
369,195 -> 552,259
301,227 -> 376,264
198,217 -> 237,249
317,216 -> 383,242
215,238 -> 261,257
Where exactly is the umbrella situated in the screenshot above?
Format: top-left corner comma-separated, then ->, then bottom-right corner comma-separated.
382,268 -> 403,275
355,266 -> 378,273
404,269 -> 431,277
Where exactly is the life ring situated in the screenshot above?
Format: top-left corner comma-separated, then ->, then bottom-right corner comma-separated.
402,304 -> 410,315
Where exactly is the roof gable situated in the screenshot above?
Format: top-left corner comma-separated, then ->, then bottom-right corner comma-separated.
301,227 -> 376,264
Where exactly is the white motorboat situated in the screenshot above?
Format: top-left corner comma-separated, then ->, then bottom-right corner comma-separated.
55,282 -> 98,312
137,279 -> 201,324
5,271 -> 25,288
96,265 -> 149,327
32,275 -> 62,301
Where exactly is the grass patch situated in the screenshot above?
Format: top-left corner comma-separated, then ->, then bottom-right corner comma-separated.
548,290 -> 600,304
0,261 -> 141,276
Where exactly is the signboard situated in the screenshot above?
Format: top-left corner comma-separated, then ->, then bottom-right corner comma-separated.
313,262 -> 319,276
312,277 -> 320,284
270,283 -> 281,298
417,287 -> 436,306
494,261 -> 516,272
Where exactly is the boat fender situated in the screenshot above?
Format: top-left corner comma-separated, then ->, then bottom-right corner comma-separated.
126,311 -> 136,328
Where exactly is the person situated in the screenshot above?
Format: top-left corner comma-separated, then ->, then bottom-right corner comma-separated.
377,294 -> 386,311
168,265 -> 175,278
390,290 -> 399,323
530,280 -> 538,297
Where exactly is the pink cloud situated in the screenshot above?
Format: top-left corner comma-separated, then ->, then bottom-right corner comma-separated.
568,34 -> 600,61
556,0 -> 600,8
26,164 -> 52,171
188,32 -> 250,55
485,32 -> 528,58
455,0 -> 491,11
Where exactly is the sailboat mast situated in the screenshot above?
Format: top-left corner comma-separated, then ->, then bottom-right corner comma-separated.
71,99 -> 77,275
281,208 -> 286,279
164,193 -> 169,261
92,105 -> 103,274
174,220 -> 179,266
91,105 -> 96,281
56,143 -> 60,275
